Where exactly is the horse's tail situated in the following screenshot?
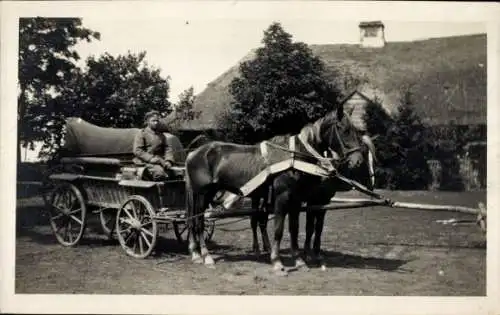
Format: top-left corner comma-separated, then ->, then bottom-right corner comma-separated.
185,166 -> 198,231
185,149 -> 210,238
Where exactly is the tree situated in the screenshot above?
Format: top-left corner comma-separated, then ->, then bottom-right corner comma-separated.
386,89 -> 432,190
364,97 -> 393,139
222,22 -> 341,144
428,123 -> 465,191
363,99 -> 396,188
41,51 -> 172,156
18,17 -> 100,161
166,86 -> 201,131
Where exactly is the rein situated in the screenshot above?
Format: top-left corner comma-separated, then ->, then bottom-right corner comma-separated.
261,138 -> 333,163
260,117 -> 363,169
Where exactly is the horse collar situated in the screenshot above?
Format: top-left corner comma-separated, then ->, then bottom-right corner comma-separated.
260,141 -> 269,161
297,133 -> 326,161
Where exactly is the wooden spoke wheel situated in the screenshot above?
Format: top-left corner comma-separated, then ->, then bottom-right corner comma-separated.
173,219 -> 215,244
116,195 -> 158,259
99,208 -> 118,239
48,183 -> 87,246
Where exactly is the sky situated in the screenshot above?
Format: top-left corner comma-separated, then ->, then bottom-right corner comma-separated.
20,18 -> 484,161
73,17 -> 486,104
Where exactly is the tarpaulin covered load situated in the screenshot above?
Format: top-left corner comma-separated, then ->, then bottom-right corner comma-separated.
62,117 -> 186,163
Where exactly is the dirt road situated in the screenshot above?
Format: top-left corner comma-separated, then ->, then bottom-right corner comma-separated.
15,190 -> 486,295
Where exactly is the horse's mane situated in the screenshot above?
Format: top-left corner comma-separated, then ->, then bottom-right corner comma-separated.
300,110 -> 340,146
264,110 -> 341,149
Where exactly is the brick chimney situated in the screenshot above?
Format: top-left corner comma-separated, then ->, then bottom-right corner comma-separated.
359,21 -> 385,48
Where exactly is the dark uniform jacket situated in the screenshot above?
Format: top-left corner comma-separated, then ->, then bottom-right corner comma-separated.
133,127 -> 175,166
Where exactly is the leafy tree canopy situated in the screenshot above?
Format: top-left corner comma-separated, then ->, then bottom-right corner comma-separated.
223,22 -> 341,144
18,17 -> 100,155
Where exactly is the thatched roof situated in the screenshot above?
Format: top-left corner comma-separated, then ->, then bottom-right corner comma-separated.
178,33 -> 486,130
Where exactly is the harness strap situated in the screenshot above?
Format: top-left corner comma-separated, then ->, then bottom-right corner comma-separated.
368,150 -> 375,187
260,141 -> 269,161
297,133 -> 327,161
297,132 -> 339,166
260,141 -> 272,176
289,136 -> 296,152
260,141 -> 274,209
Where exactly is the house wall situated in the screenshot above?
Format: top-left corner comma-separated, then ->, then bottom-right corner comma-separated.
425,124 -> 486,191
359,26 -> 385,48
343,93 -> 369,131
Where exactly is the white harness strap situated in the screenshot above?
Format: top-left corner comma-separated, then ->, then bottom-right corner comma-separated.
260,141 -> 272,177
260,141 -> 269,160
297,132 -> 323,161
368,150 -> 375,187
297,132 -> 337,172
289,136 -> 296,152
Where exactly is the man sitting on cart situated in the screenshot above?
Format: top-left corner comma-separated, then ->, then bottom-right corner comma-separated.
133,110 -> 175,181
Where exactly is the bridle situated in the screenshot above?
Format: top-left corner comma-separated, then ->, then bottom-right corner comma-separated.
323,116 -> 363,166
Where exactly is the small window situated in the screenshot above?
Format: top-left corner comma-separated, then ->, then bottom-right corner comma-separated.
364,28 -> 378,37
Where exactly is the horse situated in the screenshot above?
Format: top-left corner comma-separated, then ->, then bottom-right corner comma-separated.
248,134 -> 377,268
184,108 -> 375,275
300,145 -> 376,268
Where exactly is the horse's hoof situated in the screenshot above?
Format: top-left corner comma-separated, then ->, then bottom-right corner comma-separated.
206,263 -> 216,269
204,255 -> 215,266
321,264 -> 327,271
274,268 -> 288,277
295,258 -> 310,271
192,253 -> 203,264
272,262 -> 288,276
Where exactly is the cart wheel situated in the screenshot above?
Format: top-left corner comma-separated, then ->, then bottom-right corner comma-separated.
116,195 -> 158,259
48,183 -> 87,246
99,208 -> 118,239
173,219 -> 215,244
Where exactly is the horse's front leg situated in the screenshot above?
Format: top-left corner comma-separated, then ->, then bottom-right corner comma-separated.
259,211 -> 271,253
313,210 -> 327,270
250,215 -> 260,255
303,210 -> 315,262
289,209 -> 308,270
250,197 -> 260,255
270,200 -> 287,276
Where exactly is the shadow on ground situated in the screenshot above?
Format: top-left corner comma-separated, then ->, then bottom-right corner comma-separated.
216,247 -> 411,272
320,250 -> 413,272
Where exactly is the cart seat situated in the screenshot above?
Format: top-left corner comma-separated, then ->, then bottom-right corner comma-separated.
60,156 -> 122,166
120,165 -> 185,181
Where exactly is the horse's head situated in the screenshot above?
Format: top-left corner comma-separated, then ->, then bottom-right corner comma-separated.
310,108 -> 377,171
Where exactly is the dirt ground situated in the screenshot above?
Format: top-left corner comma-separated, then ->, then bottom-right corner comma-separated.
15,190 -> 486,295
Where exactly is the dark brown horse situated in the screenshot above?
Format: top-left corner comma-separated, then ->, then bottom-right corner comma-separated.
301,146 -> 376,268
249,134 -> 376,269
184,109 -> 375,275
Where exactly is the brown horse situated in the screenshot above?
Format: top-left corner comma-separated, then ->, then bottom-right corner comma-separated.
249,135 -> 376,269
184,109 -> 375,275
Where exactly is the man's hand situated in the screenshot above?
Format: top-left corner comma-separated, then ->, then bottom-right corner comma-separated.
150,156 -> 162,164
150,156 -> 172,169
161,160 -> 173,170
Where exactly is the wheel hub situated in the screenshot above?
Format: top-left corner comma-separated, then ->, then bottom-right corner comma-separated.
131,219 -> 142,230
119,217 -> 141,229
